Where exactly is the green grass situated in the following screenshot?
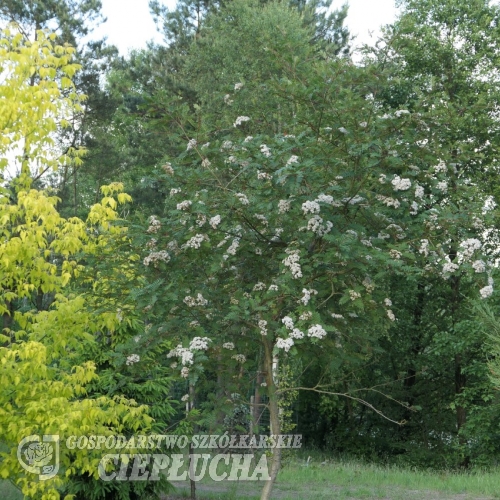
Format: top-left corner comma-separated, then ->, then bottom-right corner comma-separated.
3,453 -> 500,499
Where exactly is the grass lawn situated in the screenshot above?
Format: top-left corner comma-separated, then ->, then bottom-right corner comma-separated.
2,453 -> 500,499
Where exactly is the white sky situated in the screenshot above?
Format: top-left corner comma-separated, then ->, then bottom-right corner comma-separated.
92,0 -> 399,55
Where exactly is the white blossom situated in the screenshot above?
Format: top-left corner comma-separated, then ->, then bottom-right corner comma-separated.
436,181 -> 448,193
202,158 -> 211,168
177,200 -> 192,211
338,127 -> 348,134
391,175 -> 412,191
460,238 -> 482,260
244,136 -> 253,143
143,250 -> 170,267
389,249 -> 402,259
300,311 -> 313,321
415,185 -> 424,199
268,284 -> 278,291
300,288 -> 318,306
359,121 -> 368,128
349,290 -> 361,300
226,238 -> 240,256
147,215 -> 161,234
278,199 -> 291,213
290,328 -> 304,339
276,337 -> 294,352
183,234 -> 206,249
181,394 -> 189,402
258,319 -> 268,336
282,316 -> 294,330
472,260 -> 486,273
221,140 -> 233,150
181,367 -> 190,378
232,354 -> 246,363
376,195 -> 401,209
282,249 -> 302,279
209,215 -> 221,229
187,138 -> 197,150
223,342 -> 235,350
410,201 -> 418,215
302,200 -> 321,214
234,82 -> 244,90
394,109 -> 410,117
170,188 -> 181,196
384,298 -> 392,307
379,174 -> 387,184
316,194 -> 334,204
189,337 -> 211,351
419,239 -> 429,257
442,262 -> 459,275
305,215 -> 333,236
234,116 -> 250,127
434,160 -> 447,173
126,354 -> 140,366
286,155 -> 299,166
260,144 -> 271,157
257,170 -> 273,180
224,94 -> 233,105
236,193 -> 249,205
253,282 -> 266,291
480,285 -> 493,299
183,293 -> 208,307
387,310 -> 396,321
307,324 -> 327,340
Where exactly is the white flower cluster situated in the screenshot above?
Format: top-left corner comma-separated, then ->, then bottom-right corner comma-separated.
376,195 -> 401,209
253,282 -> 266,291
391,175 -> 412,191
209,215 -> 221,229
282,316 -> 294,329
442,262 -> 459,275
300,311 -> 312,321
260,144 -> 271,157
181,367 -> 190,378
170,188 -> 181,196
276,337 -> 294,352
232,354 -> 246,363
389,249 -> 402,259
480,285 -> 494,299
290,328 -> 304,339
234,116 -> 250,127
278,199 -> 291,214
415,185 -> 424,199
223,342 -> 235,350
143,250 -> 170,267
258,319 -> 268,335
434,160 -> 447,173
338,127 -> 348,134
257,170 -> 273,180
226,238 -> 240,256
183,293 -> 208,307
419,239 -> 429,257
349,290 -> 361,300
167,345 -> 194,366
181,394 -> 189,402
394,109 -> 410,117
244,136 -> 253,143
183,234 -> 207,249
302,200 -> 321,214
387,310 -> 396,321
147,215 -> 161,233
300,288 -> 318,306
202,158 -> 211,168
331,313 -> 343,319
126,354 -> 140,366
189,337 -> 211,350
268,284 -> 278,291
221,140 -> 233,150
307,324 -> 327,339
384,298 -> 392,307
234,82 -> 244,90
197,214 -> 207,227
286,155 -> 299,166
436,181 -> 448,193
410,201 -> 418,215
282,249 -> 302,279
472,260 -> 486,273
187,138 -> 197,150
306,215 -> 333,236
177,200 -> 192,211
460,238 -> 482,260
224,94 -> 233,105
316,194 -> 334,204
236,193 -> 249,205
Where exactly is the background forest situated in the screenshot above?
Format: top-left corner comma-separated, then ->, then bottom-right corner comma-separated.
3,0 -> 500,499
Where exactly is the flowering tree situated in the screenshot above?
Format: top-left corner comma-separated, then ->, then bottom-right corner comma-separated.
135,0 -> 496,489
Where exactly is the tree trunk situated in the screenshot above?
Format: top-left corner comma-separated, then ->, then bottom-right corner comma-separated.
260,339 -> 281,500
